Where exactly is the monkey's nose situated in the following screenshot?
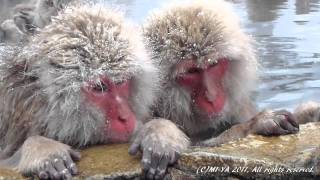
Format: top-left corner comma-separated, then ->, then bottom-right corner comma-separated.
205,90 -> 216,102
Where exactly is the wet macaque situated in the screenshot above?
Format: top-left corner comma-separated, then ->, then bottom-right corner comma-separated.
129,1 -> 299,179
0,5 -> 158,180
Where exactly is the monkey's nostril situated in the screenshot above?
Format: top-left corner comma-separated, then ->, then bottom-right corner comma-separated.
118,117 -> 127,123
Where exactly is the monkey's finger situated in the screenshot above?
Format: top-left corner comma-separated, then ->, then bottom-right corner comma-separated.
53,158 -> 72,180
62,154 -> 78,175
269,119 -> 290,135
62,172 -> 72,180
38,171 -> 49,180
276,115 -> 299,133
169,151 -> 180,164
128,138 -> 142,155
69,149 -> 81,161
155,155 -> 169,180
277,110 -> 299,129
44,161 -> 60,180
147,151 -> 161,180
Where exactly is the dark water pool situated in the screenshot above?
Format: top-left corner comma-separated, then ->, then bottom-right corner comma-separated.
111,0 -> 320,111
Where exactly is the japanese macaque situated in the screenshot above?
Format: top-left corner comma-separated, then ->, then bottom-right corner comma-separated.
129,1 -> 300,179
0,4 -> 158,179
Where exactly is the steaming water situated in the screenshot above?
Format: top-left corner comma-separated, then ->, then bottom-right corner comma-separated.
111,0 -> 320,111
1,0 -> 319,111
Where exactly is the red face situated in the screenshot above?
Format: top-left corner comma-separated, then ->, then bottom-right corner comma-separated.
176,58 -> 229,117
83,77 -> 136,143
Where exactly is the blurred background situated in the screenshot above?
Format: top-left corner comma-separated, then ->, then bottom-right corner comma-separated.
1,0 -> 320,111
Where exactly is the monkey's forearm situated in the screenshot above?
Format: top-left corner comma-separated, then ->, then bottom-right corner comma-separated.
198,122 -> 250,147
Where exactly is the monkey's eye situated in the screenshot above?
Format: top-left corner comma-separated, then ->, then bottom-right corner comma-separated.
92,82 -> 108,92
186,67 -> 202,74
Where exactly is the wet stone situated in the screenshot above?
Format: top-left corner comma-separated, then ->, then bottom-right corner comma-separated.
1,123 -> 320,179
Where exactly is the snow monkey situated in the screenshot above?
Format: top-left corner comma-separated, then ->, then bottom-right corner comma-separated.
0,4 -> 158,180
129,1 -> 300,179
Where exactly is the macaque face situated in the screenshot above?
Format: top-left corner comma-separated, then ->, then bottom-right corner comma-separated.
175,58 -> 229,116
82,76 -> 136,143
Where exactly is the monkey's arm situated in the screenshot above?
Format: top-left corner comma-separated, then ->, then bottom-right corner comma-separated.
129,119 -> 190,180
199,110 -> 299,147
293,101 -> 320,124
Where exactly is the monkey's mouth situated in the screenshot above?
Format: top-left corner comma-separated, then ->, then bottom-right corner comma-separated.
107,116 -> 136,143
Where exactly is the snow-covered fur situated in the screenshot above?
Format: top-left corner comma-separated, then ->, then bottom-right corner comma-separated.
0,4 -> 159,151
143,0 -> 258,137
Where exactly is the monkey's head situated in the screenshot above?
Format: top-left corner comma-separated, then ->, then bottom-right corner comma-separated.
144,0 -> 257,135
17,5 -> 158,146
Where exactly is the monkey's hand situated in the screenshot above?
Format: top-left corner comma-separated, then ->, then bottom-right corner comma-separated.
17,136 -> 81,180
249,109 -> 299,136
129,119 -> 190,180
199,110 -> 299,147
